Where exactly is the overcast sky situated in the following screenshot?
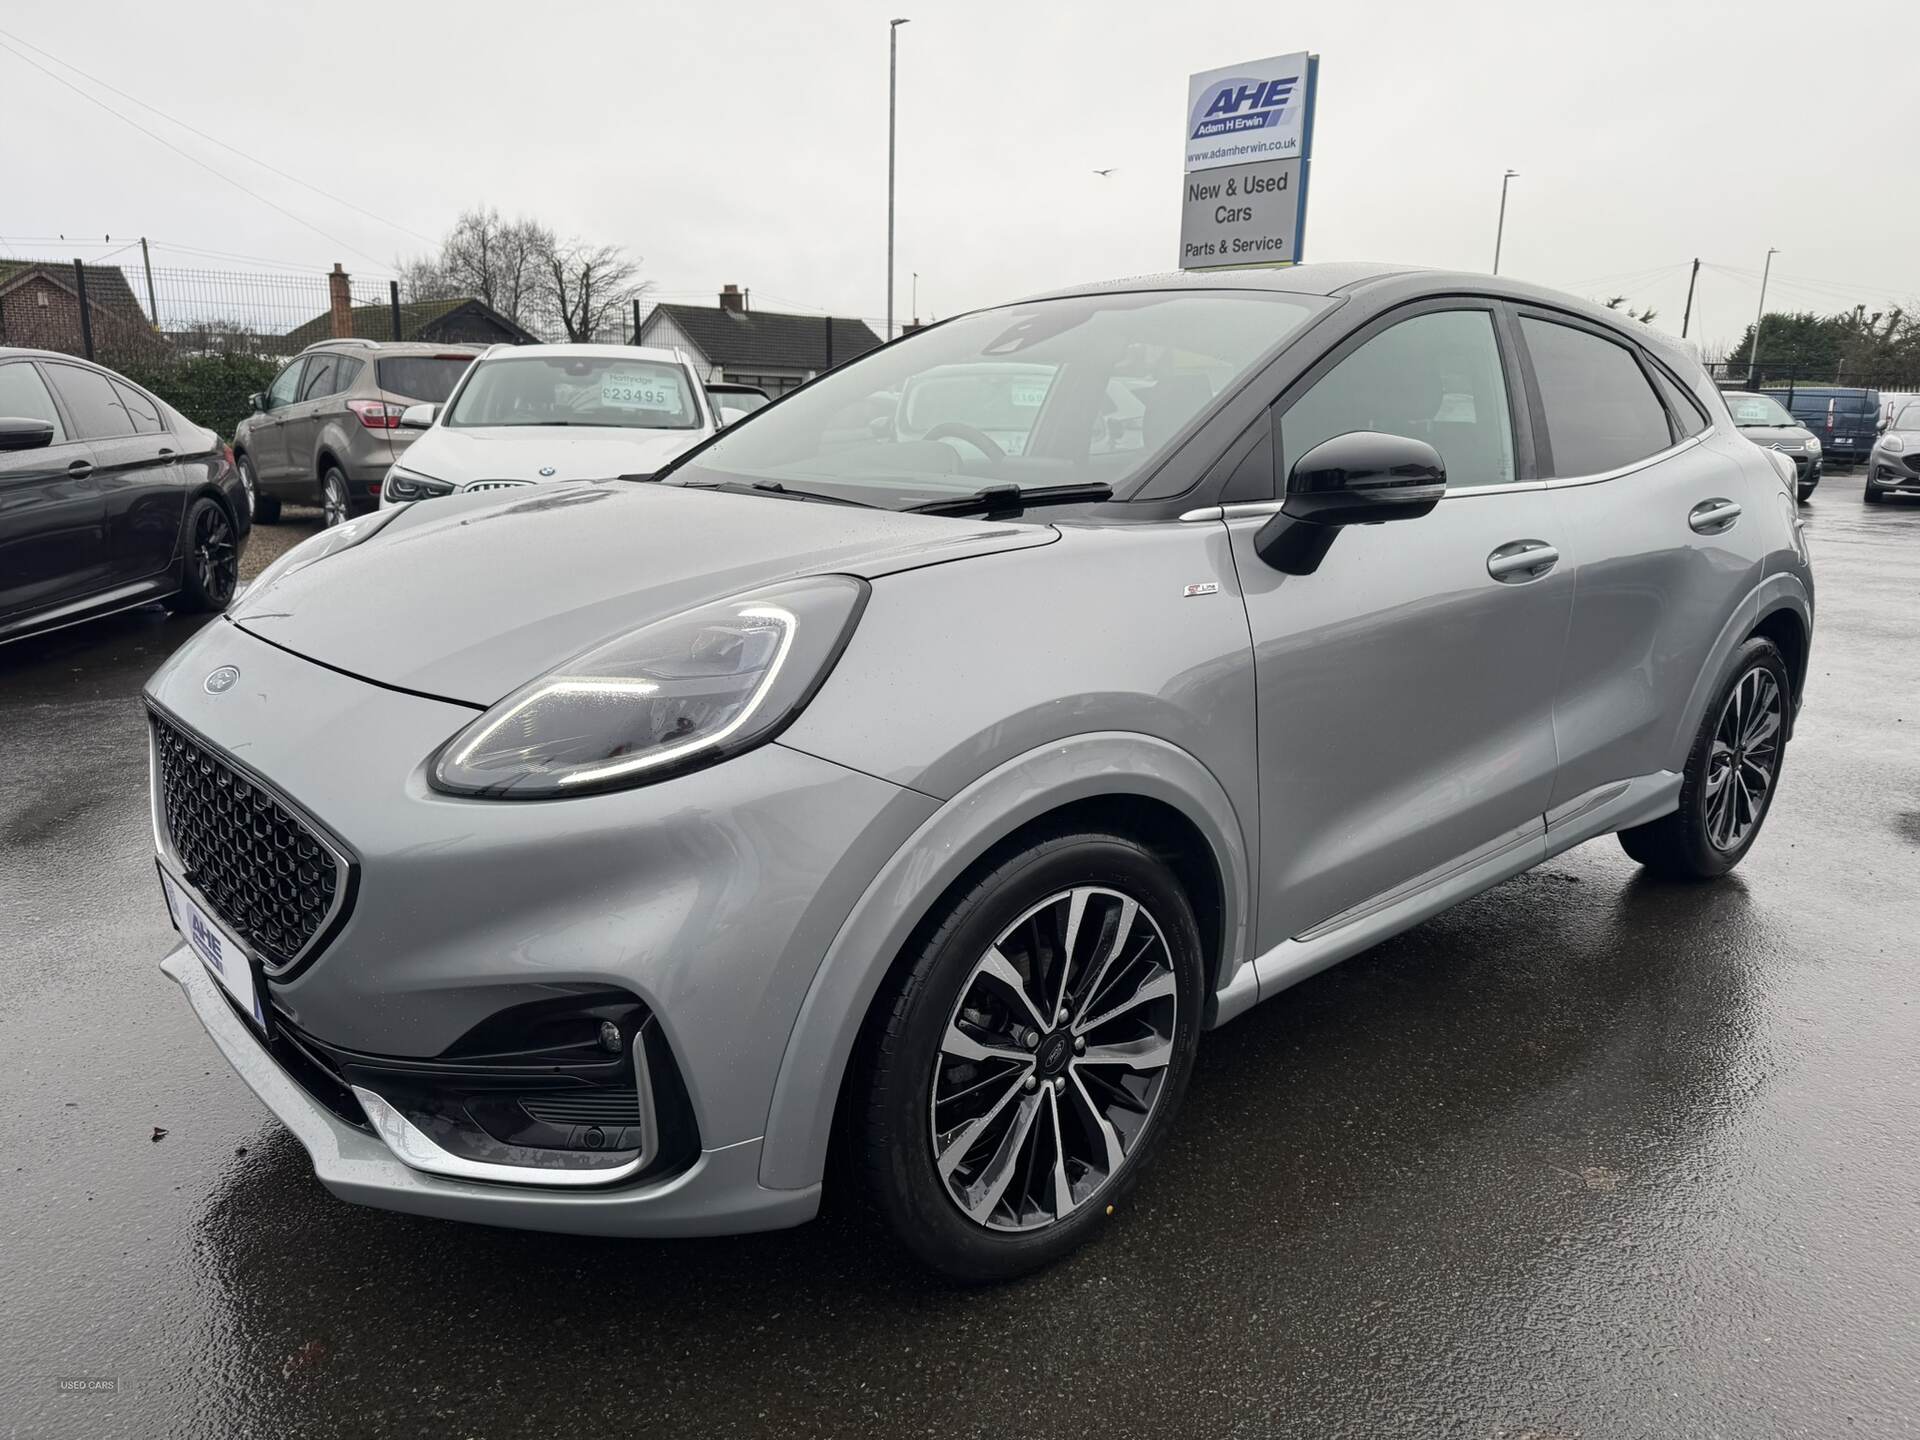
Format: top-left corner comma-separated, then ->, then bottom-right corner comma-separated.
3,0 -> 1915,350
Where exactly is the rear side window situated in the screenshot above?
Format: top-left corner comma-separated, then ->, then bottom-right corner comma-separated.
113,380 -> 165,434
44,363 -> 136,440
0,362 -> 68,442
299,354 -> 338,401
378,356 -> 473,403
1649,367 -> 1708,439
332,357 -> 364,394
1521,318 -> 1671,476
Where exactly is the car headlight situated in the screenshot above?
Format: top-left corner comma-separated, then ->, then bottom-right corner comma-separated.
232,508 -> 397,612
1885,435 -> 1906,454
383,465 -> 456,503
1804,437 -> 1820,453
430,575 -> 869,798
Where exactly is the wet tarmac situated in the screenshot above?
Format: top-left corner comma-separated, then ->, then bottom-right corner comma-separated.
2,478 -> 1916,1438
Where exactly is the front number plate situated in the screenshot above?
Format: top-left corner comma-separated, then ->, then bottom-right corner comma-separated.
159,867 -> 266,1032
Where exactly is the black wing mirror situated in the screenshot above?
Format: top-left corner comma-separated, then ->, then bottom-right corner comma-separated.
0,417 -> 56,452
1254,430 -> 1445,575
248,391 -> 267,413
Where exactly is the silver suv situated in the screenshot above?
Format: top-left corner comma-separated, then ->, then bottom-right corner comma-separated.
147,264 -> 1813,1282
234,340 -> 479,526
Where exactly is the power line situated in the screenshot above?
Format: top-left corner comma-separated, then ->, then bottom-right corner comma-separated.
0,36 -> 392,268
0,25 -> 437,249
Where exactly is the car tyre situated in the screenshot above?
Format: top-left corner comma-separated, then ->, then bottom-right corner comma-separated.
1618,637 -> 1790,880
857,828 -> 1204,1283
1863,484 -> 1883,505
167,496 -> 239,613
321,466 -> 352,528
1796,484 -> 1814,504
238,453 -> 279,523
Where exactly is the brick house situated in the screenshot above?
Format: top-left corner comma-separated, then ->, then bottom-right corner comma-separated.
0,261 -> 169,361
638,285 -> 882,396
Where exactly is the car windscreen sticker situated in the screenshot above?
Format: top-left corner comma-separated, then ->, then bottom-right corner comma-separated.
601,370 -> 684,411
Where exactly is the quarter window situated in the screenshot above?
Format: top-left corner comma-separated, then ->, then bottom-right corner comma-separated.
1521,318 -> 1672,476
0,362 -> 68,442
1281,309 -> 1516,490
1649,367 -> 1708,439
44,364 -> 136,440
114,381 -> 165,435
332,357 -> 364,394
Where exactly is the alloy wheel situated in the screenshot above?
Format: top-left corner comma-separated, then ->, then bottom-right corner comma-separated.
194,504 -> 238,606
929,885 -> 1178,1233
322,473 -> 349,528
1704,666 -> 1782,852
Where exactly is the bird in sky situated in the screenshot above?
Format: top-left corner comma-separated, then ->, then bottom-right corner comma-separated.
1092,168 -> 1116,177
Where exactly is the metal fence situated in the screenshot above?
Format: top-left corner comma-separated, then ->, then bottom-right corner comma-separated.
1705,360 -> 1920,396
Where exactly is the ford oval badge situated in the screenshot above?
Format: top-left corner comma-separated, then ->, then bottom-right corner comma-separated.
204,665 -> 240,694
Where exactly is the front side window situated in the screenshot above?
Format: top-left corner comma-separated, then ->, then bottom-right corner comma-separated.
673,291 -> 1327,508
266,360 -> 305,409
446,355 -> 701,430
1522,317 -> 1671,476
44,364 -> 135,440
1280,309 -> 1516,490
0,362 -> 68,442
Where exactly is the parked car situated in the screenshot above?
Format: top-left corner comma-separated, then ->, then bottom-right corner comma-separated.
1722,390 -> 1822,501
1762,385 -> 1881,467
1875,390 -> 1918,431
705,382 -> 771,427
234,340 -> 480,527
1,347 -> 247,646
146,264 -> 1812,1281
1865,399 -> 1920,505
379,344 -> 715,508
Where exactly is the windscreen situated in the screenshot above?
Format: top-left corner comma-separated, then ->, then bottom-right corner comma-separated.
671,290 -> 1327,508
447,355 -> 701,430
378,356 -> 475,403
1725,393 -> 1797,427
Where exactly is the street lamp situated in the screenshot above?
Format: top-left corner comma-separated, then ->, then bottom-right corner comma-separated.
1748,247 -> 1779,385
887,18 -> 910,341
1492,169 -> 1518,275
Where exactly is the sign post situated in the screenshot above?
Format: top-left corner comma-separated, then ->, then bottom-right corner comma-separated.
1179,51 -> 1318,271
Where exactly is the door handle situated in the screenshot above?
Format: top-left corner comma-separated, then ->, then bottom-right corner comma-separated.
66,459 -> 94,480
1688,499 -> 1742,533
1487,539 -> 1559,583
158,447 -> 176,458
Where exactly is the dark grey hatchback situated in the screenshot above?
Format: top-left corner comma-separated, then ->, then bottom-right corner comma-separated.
0,348 -> 248,646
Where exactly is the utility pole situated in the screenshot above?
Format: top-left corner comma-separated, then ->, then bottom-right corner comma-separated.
1680,258 -> 1700,339
1748,247 -> 1778,384
1492,169 -> 1518,275
911,271 -> 918,323
887,17 -> 910,341
139,237 -> 159,327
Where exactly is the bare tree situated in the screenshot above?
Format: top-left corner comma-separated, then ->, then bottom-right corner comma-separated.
539,239 -> 644,342
399,208 -> 557,323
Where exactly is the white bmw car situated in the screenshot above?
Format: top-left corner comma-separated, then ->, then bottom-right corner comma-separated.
381,343 -> 718,507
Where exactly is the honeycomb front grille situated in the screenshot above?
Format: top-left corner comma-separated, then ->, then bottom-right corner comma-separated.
151,712 -> 344,969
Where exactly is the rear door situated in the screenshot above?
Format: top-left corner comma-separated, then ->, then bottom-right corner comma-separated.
1231,300 -> 1572,949
1514,311 -> 1771,809
0,359 -> 107,623
41,362 -> 185,589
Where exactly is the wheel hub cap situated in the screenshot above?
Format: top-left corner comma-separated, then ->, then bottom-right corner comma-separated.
929,885 -> 1179,1233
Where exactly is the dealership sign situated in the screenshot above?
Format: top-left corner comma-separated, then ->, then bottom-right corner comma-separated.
1180,51 -> 1317,270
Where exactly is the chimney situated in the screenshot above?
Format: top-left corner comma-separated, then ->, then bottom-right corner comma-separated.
719,283 -> 746,315
328,264 -> 354,339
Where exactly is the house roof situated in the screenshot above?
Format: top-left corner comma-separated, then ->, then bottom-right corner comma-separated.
0,260 -> 153,323
644,303 -> 882,372
283,296 -> 538,348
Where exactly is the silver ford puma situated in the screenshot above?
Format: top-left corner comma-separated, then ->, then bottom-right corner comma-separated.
145,263 -> 1814,1281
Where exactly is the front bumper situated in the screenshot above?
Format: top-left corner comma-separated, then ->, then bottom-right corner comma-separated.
1868,451 -> 1920,491
163,948 -> 816,1235
147,618 -> 937,1231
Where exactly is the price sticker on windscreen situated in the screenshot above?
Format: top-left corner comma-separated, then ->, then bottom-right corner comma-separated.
601,370 -> 682,411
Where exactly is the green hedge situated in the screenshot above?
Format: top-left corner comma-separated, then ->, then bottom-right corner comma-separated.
119,354 -> 280,442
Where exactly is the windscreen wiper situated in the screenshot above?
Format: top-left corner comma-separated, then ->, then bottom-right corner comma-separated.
682,479 -> 879,508
905,482 -> 1112,516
